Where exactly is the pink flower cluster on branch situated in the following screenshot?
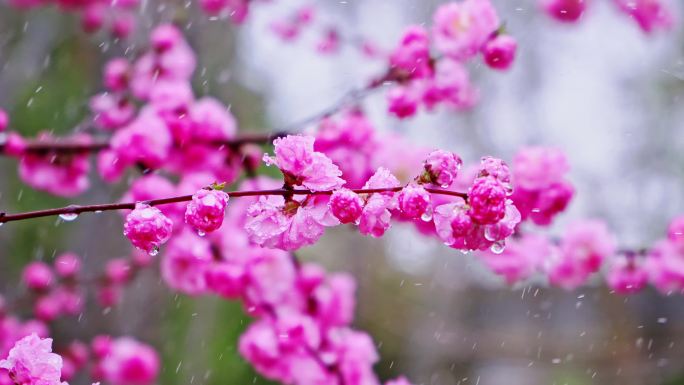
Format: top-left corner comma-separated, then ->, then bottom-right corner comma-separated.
541,0 -> 674,33
0,333 -> 159,385
384,0 -> 517,119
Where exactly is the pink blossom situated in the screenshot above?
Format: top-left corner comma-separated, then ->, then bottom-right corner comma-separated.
187,97 -> 237,142
614,0 -> 674,33
103,58 -> 131,92
314,111 -> 378,188
205,262 -> 246,299
358,168 -> 400,237
433,197 -> 519,252
184,189 -> 230,235
3,132 -> 27,156
478,156 -> 511,189
387,86 -> 419,119
17,133 -> 90,197
482,34 -> 517,71
97,150 -> 126,183
511,181 -> 574,226
422,149 -> 463,187
468,177 -> 507,225
22,262 -> 53,292
512,147 -> 570,190
0,109 -> 8,131
123,203 -> 174,255
317,29 -> 341,55
110,108 -> 172,170
270,20 -> 300,41
245,195 -> 339,250
121,175 -> 180,220
53,253 -> 81,279
668,215 -> 684,245
329,189 -> 364,224
389,26 -> 432,77
81,4 -> 105,33
239,320 -> 289,381
0,334 -> 65,385
265,135 -> 344,191
547,220 -> 616,290
606,254 -> 648,294
646,240 -> 684,293
98,337 -> 159,385
428,58 -> 478,110
479,233 -> 550,284
161,231 -> 212,295
90,93 -> 135,131
432,0 -> 500,59
397,184 -> 430,219
310,272 -> 356,328
541,0 -> 587,22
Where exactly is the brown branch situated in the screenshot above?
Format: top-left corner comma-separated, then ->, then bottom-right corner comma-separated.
0,132 -> 289,155
0,187 -> 467,224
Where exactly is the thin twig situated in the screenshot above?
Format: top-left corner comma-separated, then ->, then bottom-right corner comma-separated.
0,187 -> 467,224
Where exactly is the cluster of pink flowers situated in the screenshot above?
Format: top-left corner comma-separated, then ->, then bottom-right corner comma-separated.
0,133 -> 91,197
541,0 -> 674,33
433,156 -> 520,253
384,0 -> 517,119
510,147 -> 574,226
21,255 -> 83,323
0,332 -> 158,385
90,24 -> 242,186
644,215 -> 684,293
269,5 -> 345,55
9,0 -> 138,38
474,214 -> 684,294
91,336 -> 159,385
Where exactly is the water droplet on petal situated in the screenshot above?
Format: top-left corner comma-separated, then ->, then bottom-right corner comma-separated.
149,247 -> 159,257
421,208 -> 433,222
197,230 -> 206,237
484,226 -> 498,241
490,241 -> 506,254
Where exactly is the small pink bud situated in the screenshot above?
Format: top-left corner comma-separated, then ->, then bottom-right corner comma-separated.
123,203 -> 174,255
34,294 -> 61,321
423,150 -> 463,188
54,253 -> 81,279
184,189 -> 229,235
387,86 -> 419,119
22,262 -> 53,291
81,4 -> 105,33
150,24 -> 182,51
4,132 -> 27,156
0,109 -> 8,131
104,58 -> 130,92
105,258 -> 132,284
398,185 -> 431,219
468,177 -> 507,225
329,189 -> 364,224
482,34 -> 517,71
91,335 -> 113,358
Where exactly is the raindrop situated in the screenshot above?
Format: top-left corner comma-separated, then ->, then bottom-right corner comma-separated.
149,247 -> 159,257
490,241 -> 505,254
59,212 -> 79,222
484,226 -> 498,241
197,230 -> 206,237
420,209 -> 433,222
